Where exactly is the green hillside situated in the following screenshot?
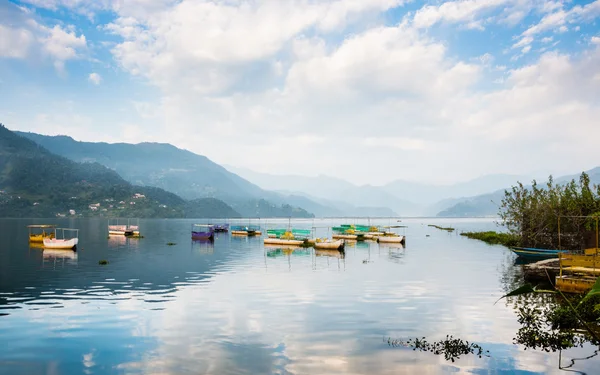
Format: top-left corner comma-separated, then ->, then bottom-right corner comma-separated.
0,124 -> 240,218
16,131 -> 317,217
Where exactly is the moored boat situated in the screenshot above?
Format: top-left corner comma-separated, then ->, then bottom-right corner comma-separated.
108,219 -> 140,237
313,238 -> 344,250
511,247 -> 569,259
214,223 -> 229,233
43,228 -> 79,250
377,235 -> 405,244
192,224 -> 215,241
332,234 -> 358,240
28,225 -> 56,243
264,229 -> 310,246
232,225 -> 261,236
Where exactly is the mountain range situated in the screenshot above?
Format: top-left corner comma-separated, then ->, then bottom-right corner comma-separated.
9,128 -> 598,218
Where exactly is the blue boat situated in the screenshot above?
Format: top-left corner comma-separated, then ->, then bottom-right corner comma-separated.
192,224 -> 215,241
511,247 -> 569,259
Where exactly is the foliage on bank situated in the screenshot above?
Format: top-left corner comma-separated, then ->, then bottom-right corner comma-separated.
500,172 -> 600,250
460,231 -> 520,247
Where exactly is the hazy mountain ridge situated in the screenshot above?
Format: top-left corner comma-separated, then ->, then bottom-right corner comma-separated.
16,132 -> 316,218
437,170 -> 600,217
226,166 -> 531,216
0,125 -> 241,218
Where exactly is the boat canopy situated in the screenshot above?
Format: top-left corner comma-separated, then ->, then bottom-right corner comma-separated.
27,225 -> 57,228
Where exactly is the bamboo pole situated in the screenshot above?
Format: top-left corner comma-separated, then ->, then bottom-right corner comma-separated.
558,216 -> 561,250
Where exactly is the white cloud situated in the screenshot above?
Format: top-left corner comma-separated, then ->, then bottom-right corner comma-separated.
0,24 -> 34,58
6,0 -> 600,185
88,72 -> 101,85
413,0 -> 508,29
592,36 -> 600,45
0,3 -> 87,71
513,1 -> 600,50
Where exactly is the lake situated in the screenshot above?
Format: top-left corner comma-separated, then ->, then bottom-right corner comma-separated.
0,218 -> 598,374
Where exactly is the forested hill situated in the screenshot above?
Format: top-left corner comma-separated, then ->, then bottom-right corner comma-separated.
0,124 -> 241,218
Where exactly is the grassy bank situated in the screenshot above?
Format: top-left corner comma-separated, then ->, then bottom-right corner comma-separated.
460,231 -> 519,247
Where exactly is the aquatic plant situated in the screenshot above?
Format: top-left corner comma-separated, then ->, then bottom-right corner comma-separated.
98,260 -> 108,265
498,277 -> 600,351
460,231 -> 519,247
386,335 -> 489,362
428,225 -> 455,232
166,242 -> 176,246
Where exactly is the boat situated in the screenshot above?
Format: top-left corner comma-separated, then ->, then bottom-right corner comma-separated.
264,229 -> 310,246
192,224 -> 215,241
377,235 -> 405,244
511,247 -> 569,259
43,228 -> 79,250
214,223 -> 229,233
264,238 -> 305,246
28,225 -> 56,243
231,225 -> 261,236
313,238 -> 344,250
108,219 -> 140,237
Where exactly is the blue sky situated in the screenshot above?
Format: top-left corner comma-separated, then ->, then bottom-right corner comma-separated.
1,0 -> 600,185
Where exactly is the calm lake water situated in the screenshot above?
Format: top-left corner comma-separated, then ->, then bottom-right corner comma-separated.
1,218 -> 598,375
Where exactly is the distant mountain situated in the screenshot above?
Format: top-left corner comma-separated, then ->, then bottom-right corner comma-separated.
436,190 -> 504,218
1,124 -> 240,218
16,132 -> 316,218
18,132 -> 266,201
225,166 -> 356,200
382,174 -> 529,206
225,166 -> 407,216
226,166 -> 525,216
436,169 -> 600,217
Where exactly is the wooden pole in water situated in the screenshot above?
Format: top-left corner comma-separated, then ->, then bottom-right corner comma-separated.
596,217 -> 598,254
558,216 -> 561,250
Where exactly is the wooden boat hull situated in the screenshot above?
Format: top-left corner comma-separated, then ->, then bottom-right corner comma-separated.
108,225 -> 140,236
377,235 -> 404,244
43,238 -> 78,250
192,231 -> 214,241
333,234 -> 357,240
264,238 -> 305,246
511,247 -> 568,259
29,233 -> 54,243
314,239 -> 344,250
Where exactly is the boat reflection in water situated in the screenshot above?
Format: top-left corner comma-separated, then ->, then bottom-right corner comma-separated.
315,249 -> 345,259
42,249 -> 78,269
380,243 -> 406,263
192,239 -> 215,254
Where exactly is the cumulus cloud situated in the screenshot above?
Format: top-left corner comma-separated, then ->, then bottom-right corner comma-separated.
5,0 -> 600,184
88,72 -> 101,84
0,3 -> 87,71
513,0 -> 600,50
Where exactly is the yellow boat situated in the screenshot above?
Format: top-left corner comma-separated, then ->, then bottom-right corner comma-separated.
28,225 -> 56,243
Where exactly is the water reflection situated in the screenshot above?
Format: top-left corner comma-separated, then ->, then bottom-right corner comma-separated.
192,239 -> 215,254
0,218 -> 598,374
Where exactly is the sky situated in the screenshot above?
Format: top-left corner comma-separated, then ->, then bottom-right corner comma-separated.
1,0 -> 599,186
